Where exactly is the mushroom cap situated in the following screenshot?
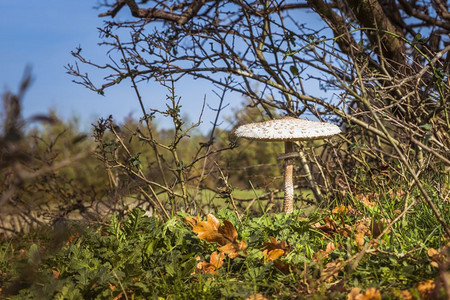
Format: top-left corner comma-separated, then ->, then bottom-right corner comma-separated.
234,116 -> 341,141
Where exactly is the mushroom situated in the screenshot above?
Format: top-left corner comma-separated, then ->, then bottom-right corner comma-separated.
234,116 -> 341,213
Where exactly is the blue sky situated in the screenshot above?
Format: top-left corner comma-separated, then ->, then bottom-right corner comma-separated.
0,1 -> 327,133
0,1 -> 232,132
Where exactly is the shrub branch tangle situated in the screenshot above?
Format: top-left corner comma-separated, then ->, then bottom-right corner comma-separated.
68,1 -> 449,230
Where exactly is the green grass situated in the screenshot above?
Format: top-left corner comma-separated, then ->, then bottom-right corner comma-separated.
123,188 -> 315,215
1,185 -> 448,299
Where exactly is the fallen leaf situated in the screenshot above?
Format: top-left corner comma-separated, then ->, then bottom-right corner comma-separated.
263,248 -> 284,262
332,205 -> 349,214
397,290 -> 413,300
189,214 -> 247,259
312,217 -> 337,236
192,214 -> 228,245
416,279 -> 435,298
113,291 -> 124,300
221,220 -> 238,242
312,217 -> 352,237
320,259 -> 343,282
262,237 -> 291,262
209,251 -> 225,269
194,251 -> 225,275
185,216 -> 198,227
362,287 -> 382,300
218,240 -> 247,259
313,241 -> 336,262
370,218 -> 385,237
347,287 -> 381,300
355,231 -> 365,248
347,287 -> 361,300
52,268 -> 60,279
245,294 -> 269,300
356,193 -> 376,208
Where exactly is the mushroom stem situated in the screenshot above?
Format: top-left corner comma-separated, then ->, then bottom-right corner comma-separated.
283,141 -> 295,213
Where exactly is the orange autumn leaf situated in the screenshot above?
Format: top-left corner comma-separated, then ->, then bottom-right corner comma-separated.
185,215 -> 198,227
347,287 -> 381,300
195,251 -> 225,275
332,205 -> 349,214
262,236 -> 291,262
312,217 -> 337,234
221,220 -> 238,242
312,217 -> 352,237
355,231 -> 365,248
192,214 -> 228,245
397,290 -> 413,300
188,214 -> 246,258
209,251 -> 225,269
246,294 -> 269,300
113,291 -> 124,300
362,287 -> 382,300
355,193 -> 377,208
347,287 -> 362,300
313,241 -> 336,262
416,279 -> 435,298
218,240 -> 247,259
52,268 -> 60,279
320,259 -> 343,282
263,248 -> 285,262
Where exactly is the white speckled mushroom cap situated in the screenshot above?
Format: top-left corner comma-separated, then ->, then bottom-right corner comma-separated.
234,117 -> 341,141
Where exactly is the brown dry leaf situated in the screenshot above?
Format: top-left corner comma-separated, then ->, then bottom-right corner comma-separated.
332,205 -> 349,214
326,241 -> 336,253
312,217 -> 352,237
192,214 -> 228,245
389,188 -> 406,198
416,279 -> 435,298
313,241 -> 336,262
312,217 -> 337,236
109,283 -> 117,291
113,291 -> 124,300
398,290 -> 413,300
17,249 -> 27,260
347,287 -> 361,300
427,247 -> 443,268
218,240 -> 247,259
355,231 -> 366,248
189,214 -> 246,259
195,251 -> 226,275
52,268 -> 60,279
185,216 -> 198,227
262,237 -> 291,262
262,248 -> 285,262
356,193 -> 376,208
221,220 -> 238,242
321,259 -> 343,282
65,233 -> 80,246
362,287 -> 382,300
347,287 -> 381,300
209,251 -> 225,269
245,294 -> 269,300
355,218 -> 370,234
